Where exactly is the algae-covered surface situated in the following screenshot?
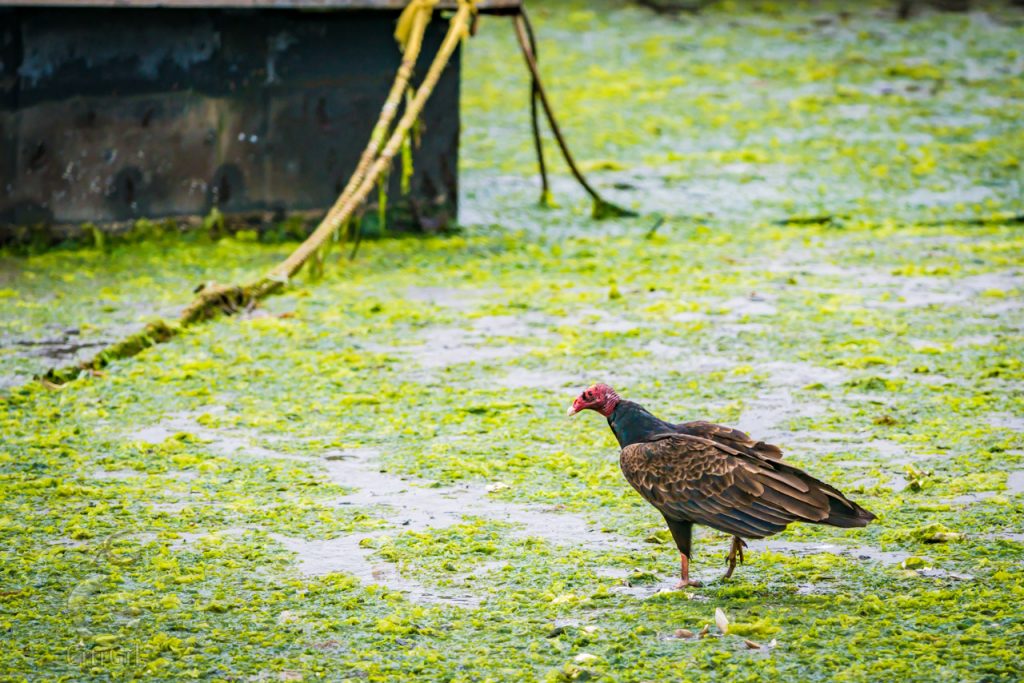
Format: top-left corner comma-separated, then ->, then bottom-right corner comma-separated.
2,1 -> 1023,681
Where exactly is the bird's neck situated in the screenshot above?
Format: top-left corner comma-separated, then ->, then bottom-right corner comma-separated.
607,400 -> 675,448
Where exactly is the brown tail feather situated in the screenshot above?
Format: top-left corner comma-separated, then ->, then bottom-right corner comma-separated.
776,462 -> 875,528
822,493 -> 875,528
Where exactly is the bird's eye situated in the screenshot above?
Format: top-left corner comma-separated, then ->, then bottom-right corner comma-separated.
583,391 -> 591,400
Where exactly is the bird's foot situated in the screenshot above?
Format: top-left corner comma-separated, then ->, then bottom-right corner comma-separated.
676,553 -> 701,588
723,537 -> 747,579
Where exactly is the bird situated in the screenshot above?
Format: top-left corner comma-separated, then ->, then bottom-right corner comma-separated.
567,383 -> 875,587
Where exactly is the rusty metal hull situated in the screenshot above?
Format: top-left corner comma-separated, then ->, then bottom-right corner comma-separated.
0,7 -> 460,242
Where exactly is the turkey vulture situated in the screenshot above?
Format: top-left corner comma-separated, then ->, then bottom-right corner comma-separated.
568,383 -> 875,587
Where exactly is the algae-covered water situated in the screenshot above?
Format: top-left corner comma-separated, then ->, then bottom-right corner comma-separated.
2,1 -> 1023,681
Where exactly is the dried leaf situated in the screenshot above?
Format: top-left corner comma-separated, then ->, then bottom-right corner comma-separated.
698,624 -> 710,639
674,628 -> 694,639
744,639 -> 762,649
715,607 -> 729,634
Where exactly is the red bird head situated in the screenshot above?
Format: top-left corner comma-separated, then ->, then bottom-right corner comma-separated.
567,383 -> 620,418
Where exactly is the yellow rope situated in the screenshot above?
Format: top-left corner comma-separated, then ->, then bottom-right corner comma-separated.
179,1 -> 478,325
394,0 -> 439,51
321,0 -> 436,235
265,0 -> 474,282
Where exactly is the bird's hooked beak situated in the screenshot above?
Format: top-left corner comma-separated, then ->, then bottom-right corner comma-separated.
566,397 -> 584,417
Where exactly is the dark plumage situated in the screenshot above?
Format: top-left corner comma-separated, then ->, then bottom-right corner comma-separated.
568,383 -> 875,586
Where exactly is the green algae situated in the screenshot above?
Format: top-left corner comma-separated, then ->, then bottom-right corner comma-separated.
2,0 -> 1024,681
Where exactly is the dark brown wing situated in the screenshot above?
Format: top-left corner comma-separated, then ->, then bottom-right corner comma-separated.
676,420 -> 784,460
619,434 -> 873,539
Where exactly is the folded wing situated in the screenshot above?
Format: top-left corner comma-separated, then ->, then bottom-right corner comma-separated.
619,434 -> 873,539
675,420 -> 784,460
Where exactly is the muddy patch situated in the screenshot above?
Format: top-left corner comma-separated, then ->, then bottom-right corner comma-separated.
404,327 -> 524,369
405,286 -> 496,311
721,294 -> 777,318
546,307 -> 644,335
128,414 -> 642,604
161,527 -> 251,551
0,308 -> 176,390
868,271 -> 1023,310
268,532 -> 480,608
320,448 -> 640,552
284,444 -> 647,605
7,328 -> 108,360
916,568 -> 975,581
472,313 -> 557,339
0,326 -> 117,390
643,343 -> 734,372
947,491 -> 998,505
130,410 -> 309,462
754,540 -> 912,567
497,369 -> 581,389
992,533 -> 1024,544
90,468 -> 144,480
1007,470 -> 1024,495
735,361 -> 841,440
988,414 -> 1024,432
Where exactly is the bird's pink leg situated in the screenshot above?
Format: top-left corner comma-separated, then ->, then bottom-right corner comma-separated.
674,553 -> 702,588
